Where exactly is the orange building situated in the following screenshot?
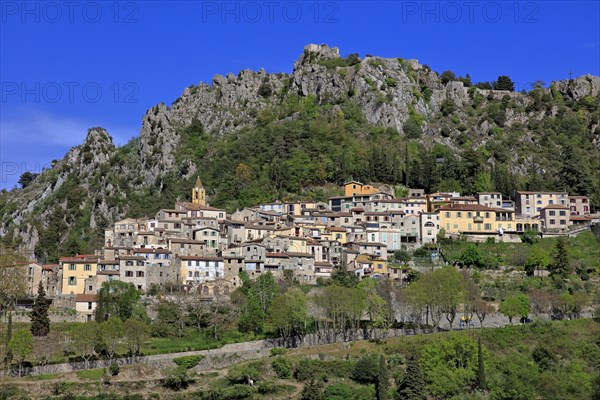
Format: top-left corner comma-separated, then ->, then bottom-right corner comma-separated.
344,181 -> 379,197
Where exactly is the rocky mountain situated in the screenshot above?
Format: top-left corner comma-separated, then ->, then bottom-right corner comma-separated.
1,44 -> 599,261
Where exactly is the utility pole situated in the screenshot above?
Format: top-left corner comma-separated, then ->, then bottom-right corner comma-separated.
568,70 -> 574,80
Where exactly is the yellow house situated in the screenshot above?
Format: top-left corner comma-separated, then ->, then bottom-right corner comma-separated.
60,255 -> 98,295
322,227 -> 348,244
284,201 -> 317,216
438,204 -> 515,234
344,181 -> 379,197
355,254 -> 388,275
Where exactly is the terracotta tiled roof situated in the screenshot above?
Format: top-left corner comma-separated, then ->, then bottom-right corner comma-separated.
75,294 -> 97,302
438,204 -> 496,212
179,256 -> 223,261
266,252 -> 289,258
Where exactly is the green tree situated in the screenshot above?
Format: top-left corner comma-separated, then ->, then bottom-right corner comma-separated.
550,237 -> 571,279
18,172 -> 39,188
393,250 -> 411,264
358,278 -> 391,333
396,355 -> 426,400
124,319 -> 149,356
30,282 -> 50,337
558,145 -> 592,195
377,355 -> 390,400
353,354 -> 380,383
420,335 -> 478,397
269,288 -> 308,347
71,322 -> 101,368
405,267 -> 465,329
312,285 -> 365,339
499,294 -> 530,324
459,244 -> 484,269
301,379 -> 324,400
330,266 -> 359,287
102,316 -> 124,360
524,246 -> 550,277
95,280 -> 142,321
440,70 -> 457,84
474,171 -> 494,192
493,75 -> 515,91
8,329 -> 33,377
239,272 -> 279,334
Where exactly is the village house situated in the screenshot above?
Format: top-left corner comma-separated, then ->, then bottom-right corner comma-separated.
420,212 -> 441,243
59,255 -> 98,295
515,191 -> 568,217
25,262 -> 43,296
568,195 -> 591,216
540,204 -> 570,230
179,255 -> 225,286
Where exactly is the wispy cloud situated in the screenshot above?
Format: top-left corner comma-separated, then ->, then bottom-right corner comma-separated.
581,40 -> 600,49
0,111 -> 91,148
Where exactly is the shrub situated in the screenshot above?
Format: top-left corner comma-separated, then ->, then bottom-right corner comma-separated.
162,366 -> 194,390
272,357 -> 292,378
352,354 -> 380,383
295,359 -> 322,381
258,83 -> 272,98
109,362 -> 120,376
385,77 -> 397,87
227,362 -> 263,384
173,355 -> 205,369
270,348 -> 287,357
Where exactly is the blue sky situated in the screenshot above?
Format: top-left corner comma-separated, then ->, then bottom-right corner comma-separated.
1,0 -> 599,188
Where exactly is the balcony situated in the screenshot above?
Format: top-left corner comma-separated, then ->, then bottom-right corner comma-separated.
473,216 -> 484,223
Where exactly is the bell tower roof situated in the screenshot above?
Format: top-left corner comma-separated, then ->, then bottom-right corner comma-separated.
195,176 -> 203,188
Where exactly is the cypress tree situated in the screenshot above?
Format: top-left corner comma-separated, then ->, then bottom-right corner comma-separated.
396,355 -> 426,400
476,337 -> 486,391
551,237 -> 570,279
30,282 -> 50,336
377,355 -> 390,400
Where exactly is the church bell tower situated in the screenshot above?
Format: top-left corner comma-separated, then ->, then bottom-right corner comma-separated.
192,176 -> 206,206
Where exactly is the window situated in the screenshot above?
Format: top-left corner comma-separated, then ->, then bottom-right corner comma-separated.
549,211 -> 555,216
560,220 -> 566,225
549,219 -> 555,225
559,211 -> 566,216
88,302 -> 93,310
445,212 -> 450,218
125,271 -> 133,277
88,285 -> 92,292
467,212 -> 472,218
136,271 -> 144,277
485,212 -> 490,218
484,223 -> 492,230
457,212 -> 462,218
68,277 -> 76,285
84,264 -> 91,271
69,264 -> 76,271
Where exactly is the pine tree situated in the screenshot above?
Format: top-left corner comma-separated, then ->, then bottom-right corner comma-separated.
396,355 -> 426,400
493,75 -> 515,91
377,355 -> 390,400
30,282 -> 50,337
476,337 -> 486,391
551,237 -> 571,279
